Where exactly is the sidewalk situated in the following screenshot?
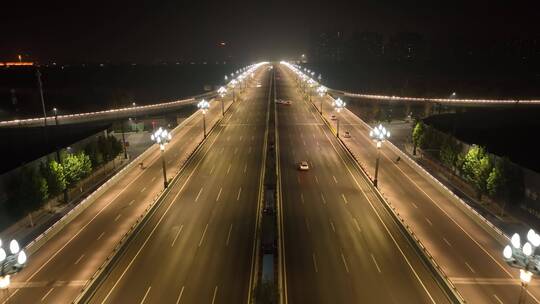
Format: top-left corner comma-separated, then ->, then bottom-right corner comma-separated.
405,146 -> 532,236
0,155 -> 129,246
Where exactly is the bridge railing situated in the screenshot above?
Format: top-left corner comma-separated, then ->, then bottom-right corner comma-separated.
0,91 -> 217,128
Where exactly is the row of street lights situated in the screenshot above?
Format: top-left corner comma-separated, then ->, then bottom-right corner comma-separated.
284,62 -> 538,304
150,63 -> 265,189
0,239 -> 27,289
282,61 -> 391,189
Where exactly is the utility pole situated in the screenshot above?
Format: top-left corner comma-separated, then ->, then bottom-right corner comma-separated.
36,69 -> 48,127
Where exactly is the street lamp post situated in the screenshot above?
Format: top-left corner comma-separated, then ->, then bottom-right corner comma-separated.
503,229 -> 540,304
231,79 -> 238,102
36,69 -> 48,127
317,86 -> 327,115
369,124 -> 390,187
333,98 -> 346,138
151,127 -> 172,189
218,86 -> 227,117
0,239 -> 27,291
197,99 -> 210,138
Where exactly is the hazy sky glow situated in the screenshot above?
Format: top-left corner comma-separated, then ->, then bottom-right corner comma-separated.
1,0 -> 537,62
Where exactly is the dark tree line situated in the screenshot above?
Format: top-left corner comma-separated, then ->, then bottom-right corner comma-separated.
413,121 -> 524,204
4,135 -> 123,217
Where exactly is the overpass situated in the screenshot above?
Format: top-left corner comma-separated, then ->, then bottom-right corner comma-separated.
0,63 -> 263,128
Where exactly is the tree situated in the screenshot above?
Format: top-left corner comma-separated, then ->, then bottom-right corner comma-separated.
5,166 -> 48,216
84,140 -> 104,167
41,160 -> 66,197
488,157 -> 524,205
412,121 -> 425,155
461,145 -> 492,199
79,152 -> 93,178
440,135 -> 462,173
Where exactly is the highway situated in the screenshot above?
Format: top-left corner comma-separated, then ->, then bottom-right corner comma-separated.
84,65 -> 270,303
275,65 -> 452,303
0,80 -> 234,303
295,68 -> 540,303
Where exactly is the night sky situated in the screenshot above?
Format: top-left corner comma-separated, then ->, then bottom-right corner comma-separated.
1,0 -> 538,63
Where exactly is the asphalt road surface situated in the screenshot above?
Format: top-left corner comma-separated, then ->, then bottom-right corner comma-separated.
275,65 -> 452,304
1,79 -> 234,304
299,67 -> 540,304
85,66 -> 271,303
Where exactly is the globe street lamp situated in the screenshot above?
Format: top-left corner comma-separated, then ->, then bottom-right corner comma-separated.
503,229 -> 540,304
0,239 -> 27,290
151,127 -> 172,188
197,99 -> 210,138
224,75 -> 228,83
333,98 -> 346,138
217,86 -> 227,116
317,86 -> 327,115
369,124 -> 390,187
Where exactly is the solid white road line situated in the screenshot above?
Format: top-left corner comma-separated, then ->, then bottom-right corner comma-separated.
41,288 -> 54,302
226,224 -> 233,246
216,187 -> 223,202
371,254 -> 382,273
341,251 -> 350,273
175,286 -> 185,304
211,286 -> 218,304
171,225 -> 184,247
237,187 -> 242,201
199,224 -> 209,247
195,187 -> 204,202
140,286 -> 151,304
493,294 -> 504,304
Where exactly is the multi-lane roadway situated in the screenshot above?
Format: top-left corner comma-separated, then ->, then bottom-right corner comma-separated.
83,66 -> 271,303
286,65 -> 540,303
0,72 -> 239,304
275,65 -> 452,303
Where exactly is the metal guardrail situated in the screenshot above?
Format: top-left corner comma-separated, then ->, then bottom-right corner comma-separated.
327,89 -> 540,106
0,91 -> 217,128
72,97 -> 230,303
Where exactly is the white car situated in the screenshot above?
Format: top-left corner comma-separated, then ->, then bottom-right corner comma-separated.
256,83 -> 262,87
276,99 -> 291,105
298,161 -> 310,171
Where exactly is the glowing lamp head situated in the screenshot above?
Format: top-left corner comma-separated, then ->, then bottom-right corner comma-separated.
17,250 -> 27,265
0,248 -> 6,262
523,242 -> 533,256
511,233 -> 521,249
503,245 -> 513,259
9,240 -> 19,254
